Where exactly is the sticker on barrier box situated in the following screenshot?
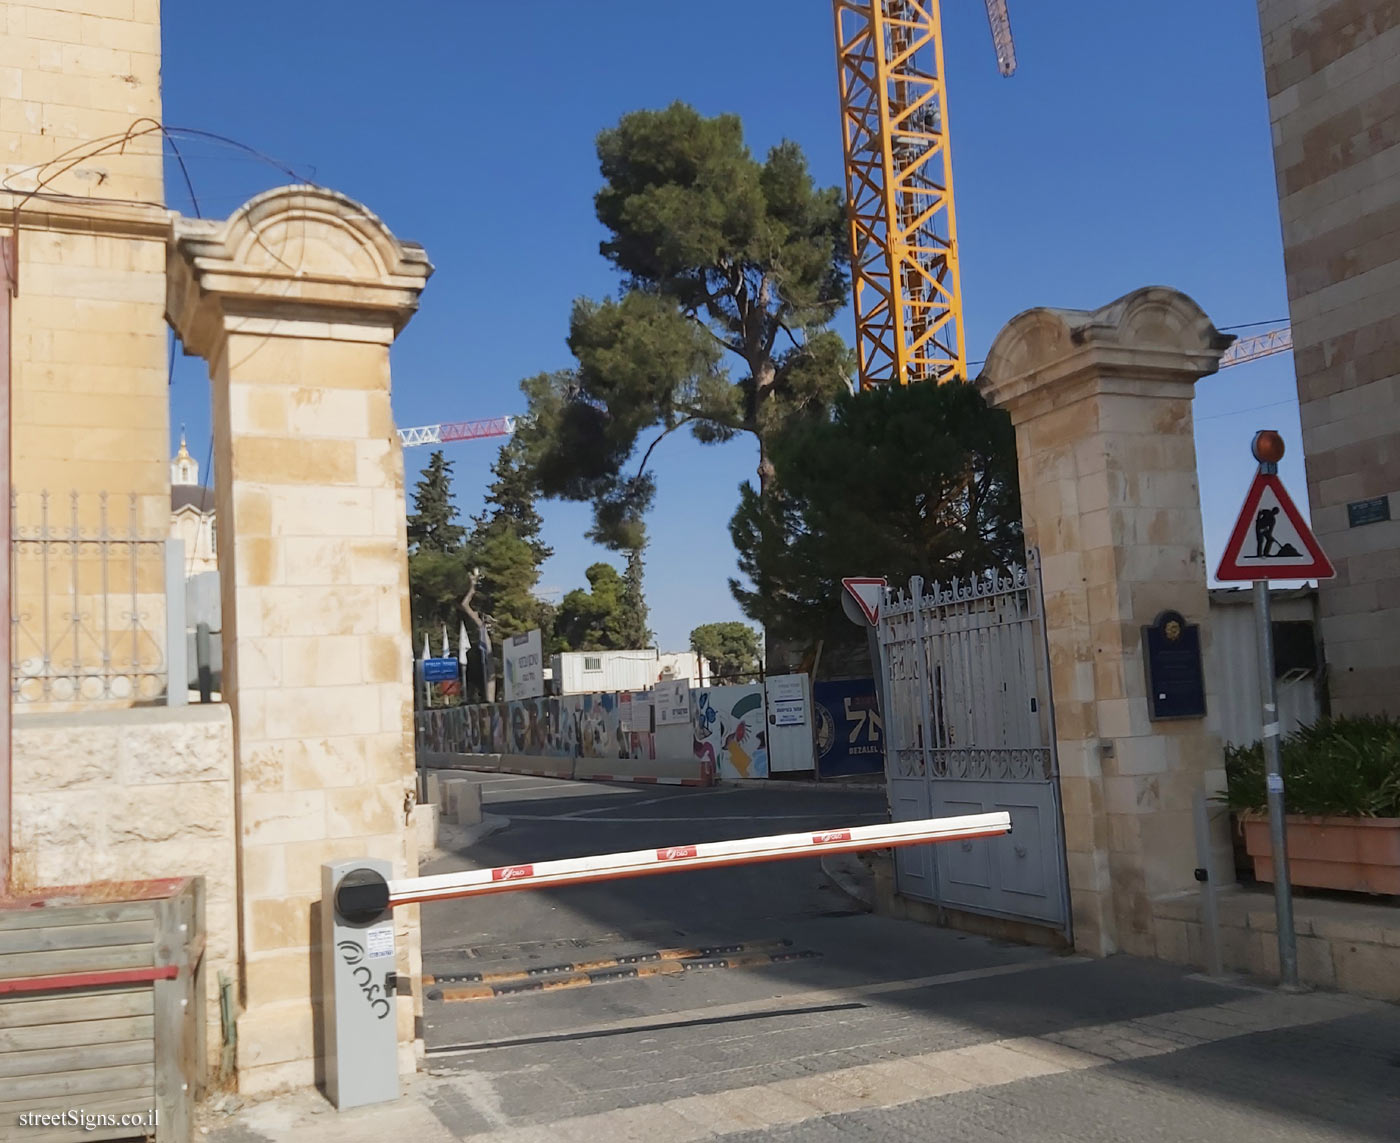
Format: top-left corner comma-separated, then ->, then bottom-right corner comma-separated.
366,924 -> 395,960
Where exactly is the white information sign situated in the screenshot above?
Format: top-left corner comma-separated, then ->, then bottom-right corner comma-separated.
503,629 -> 545,701
655,679 -> 691,726
768,675 -> 805,702
772,698 -> 806,727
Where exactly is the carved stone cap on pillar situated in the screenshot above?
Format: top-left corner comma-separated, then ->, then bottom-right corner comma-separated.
166,184 -> 433,358
976,286 -> 1234,421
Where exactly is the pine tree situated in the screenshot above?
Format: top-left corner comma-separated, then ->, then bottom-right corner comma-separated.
406,451 -> 466,553
474,440 -> 552,564
621,545 -> 652,648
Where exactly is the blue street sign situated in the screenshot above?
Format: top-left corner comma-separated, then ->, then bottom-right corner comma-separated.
422,657 -> 459,683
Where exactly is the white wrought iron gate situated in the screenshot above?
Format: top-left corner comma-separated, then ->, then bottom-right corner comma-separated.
877,550 -> 1070,934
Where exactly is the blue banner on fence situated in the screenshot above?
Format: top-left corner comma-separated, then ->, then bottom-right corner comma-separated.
422,657 -> 459,683
812,678 -> 884,777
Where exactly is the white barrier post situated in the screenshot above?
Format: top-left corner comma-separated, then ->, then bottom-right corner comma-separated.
320,859 -> 399,1110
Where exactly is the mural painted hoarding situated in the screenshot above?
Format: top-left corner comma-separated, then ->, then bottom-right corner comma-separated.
416,691 -> 656,762
690,684 -> 768,781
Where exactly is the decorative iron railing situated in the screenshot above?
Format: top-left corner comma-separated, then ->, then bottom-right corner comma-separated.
878,550 -> 1056,782
10,491 -> 169,705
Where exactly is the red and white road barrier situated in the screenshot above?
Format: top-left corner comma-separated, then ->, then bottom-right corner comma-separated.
385,812 -> 1010,909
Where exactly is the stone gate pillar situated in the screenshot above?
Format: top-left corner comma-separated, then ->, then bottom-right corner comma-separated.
979,287 -> 1232,958
166,187 -> 431,1093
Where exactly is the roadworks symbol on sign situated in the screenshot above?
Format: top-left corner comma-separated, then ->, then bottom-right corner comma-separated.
1216,471 -> 1335,582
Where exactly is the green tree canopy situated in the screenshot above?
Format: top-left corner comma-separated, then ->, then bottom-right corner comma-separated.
474,438 -> 552,565
462,440 -> 555,645
729,380 -> 1022,650
515,102 -> 852,551
554,562 -> 650,652
690,622 -> 762,682
406,450 -> 465,553
406,443 -> 554,682
408,548 -> 471,649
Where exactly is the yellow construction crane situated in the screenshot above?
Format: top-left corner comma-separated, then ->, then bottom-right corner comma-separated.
834,0 -> 1017,388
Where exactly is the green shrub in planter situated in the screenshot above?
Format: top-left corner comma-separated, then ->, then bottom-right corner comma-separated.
1223,715 -> 1400,818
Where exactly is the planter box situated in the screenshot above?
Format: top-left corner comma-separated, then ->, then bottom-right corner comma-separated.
1242,815 -> 1400,895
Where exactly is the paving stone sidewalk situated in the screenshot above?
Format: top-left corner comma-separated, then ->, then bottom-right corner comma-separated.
200,955 -> 1400,1143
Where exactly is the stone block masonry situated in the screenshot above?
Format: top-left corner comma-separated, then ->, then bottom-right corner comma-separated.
10,704 -> 238,1071
1257,1 -> 1400,715
167,185 -> 431,1095
980,287 -> 1233,960
4,0 -> 174,701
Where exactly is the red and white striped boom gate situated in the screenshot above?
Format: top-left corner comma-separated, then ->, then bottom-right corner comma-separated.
334,812 -> 1011,919
321,811 -> 1010,1111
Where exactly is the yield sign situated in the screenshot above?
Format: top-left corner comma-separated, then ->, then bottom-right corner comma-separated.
842,577 -> 886,625
1216,471 -> 1334,582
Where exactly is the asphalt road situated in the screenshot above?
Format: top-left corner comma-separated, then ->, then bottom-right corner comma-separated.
416,773 -> 957,1050
210,773 -> 1400,1143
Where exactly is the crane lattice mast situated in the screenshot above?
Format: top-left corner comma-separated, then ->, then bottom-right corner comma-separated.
833,0 -> 1015,389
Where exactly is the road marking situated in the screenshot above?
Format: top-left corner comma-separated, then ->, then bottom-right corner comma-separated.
428,954 -> 1082,1055
479,782 -> 583,795
561,789 -> 736,818
455,990 -> 1382,1141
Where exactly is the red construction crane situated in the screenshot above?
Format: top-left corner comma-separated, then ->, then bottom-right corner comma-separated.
397,416 -> 515,448
395,326 -> 1294,449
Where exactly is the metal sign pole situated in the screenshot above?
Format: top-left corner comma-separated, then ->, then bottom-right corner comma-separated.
1253,572 -> 1298,988
1215,430 -> 1328,992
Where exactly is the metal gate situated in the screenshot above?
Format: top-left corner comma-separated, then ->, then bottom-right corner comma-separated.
877,549 -> 1070,933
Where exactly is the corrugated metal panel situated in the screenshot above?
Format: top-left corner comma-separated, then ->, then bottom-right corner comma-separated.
552,650 -> 703,694
1206,590 -> 1322,749
553,650 -> 652,694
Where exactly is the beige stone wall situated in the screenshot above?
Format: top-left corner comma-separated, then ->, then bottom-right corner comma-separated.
4,0 -> 172,708
1257,1 -> 1400,714
0,0 -> 164,205
981,288 -> 1233,958
4,0 -> 167,512
1154,889 -> 1400,1001
168,186 -> 430,1095
11,704 -> 238,1068
214,331 -> 420,1092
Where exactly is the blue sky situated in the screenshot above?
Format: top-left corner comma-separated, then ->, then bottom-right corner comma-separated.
161,1 -> 1306,651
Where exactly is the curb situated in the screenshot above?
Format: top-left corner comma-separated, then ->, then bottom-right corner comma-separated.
423,758 -> 712,787
820,853 -> 876,911
427,813 -> 510,862
719,778 -> 887,793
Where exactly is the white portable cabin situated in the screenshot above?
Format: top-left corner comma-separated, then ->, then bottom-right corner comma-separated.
549,648 -> 708,695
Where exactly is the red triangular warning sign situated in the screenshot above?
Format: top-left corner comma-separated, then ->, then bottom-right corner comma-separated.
842,577 -> 886,625
1216,472 -> 1334,582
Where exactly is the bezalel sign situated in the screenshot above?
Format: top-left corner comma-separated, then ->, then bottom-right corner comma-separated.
503,629 -> 544,701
